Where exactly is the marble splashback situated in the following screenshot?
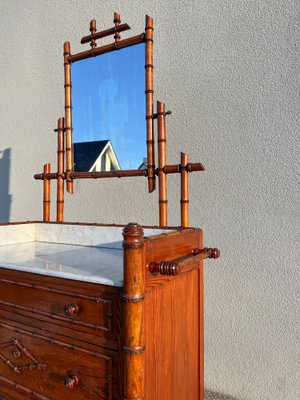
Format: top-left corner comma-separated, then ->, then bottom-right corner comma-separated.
36,223 -> 173,249
0,223 -> 35,246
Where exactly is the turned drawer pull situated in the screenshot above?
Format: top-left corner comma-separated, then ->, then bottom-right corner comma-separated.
64,304 -> 79,316
64,375 -> 79,389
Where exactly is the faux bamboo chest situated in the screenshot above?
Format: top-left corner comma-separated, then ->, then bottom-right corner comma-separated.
0,221 -> 218,400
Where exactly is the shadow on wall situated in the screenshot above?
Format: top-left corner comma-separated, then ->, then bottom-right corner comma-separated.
0,149 -> 12,223
205,390 -> 239,400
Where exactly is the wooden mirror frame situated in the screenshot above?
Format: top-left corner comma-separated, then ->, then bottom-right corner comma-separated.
34,12 -> 206,227
64,14 -> 155,194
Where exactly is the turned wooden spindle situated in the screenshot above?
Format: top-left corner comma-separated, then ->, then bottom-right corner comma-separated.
56,117 -> 64,222
43,163 -> 51,222
180,152 -> 189,227
157,101 -> 168,226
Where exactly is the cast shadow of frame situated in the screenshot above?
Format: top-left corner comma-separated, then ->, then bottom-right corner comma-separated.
0,149 -> 12,223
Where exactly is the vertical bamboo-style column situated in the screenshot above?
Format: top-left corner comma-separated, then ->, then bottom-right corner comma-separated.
180,152 -> 189,227
157,101 -> 168,226
56,117 -> 65,222
122,223 -> 145,400
145,15 -> 155,193
64,41 -> 74,194
43,163 -> 51,222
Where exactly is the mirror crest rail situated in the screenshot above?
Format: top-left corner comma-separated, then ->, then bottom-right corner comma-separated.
34,13 -> 205,227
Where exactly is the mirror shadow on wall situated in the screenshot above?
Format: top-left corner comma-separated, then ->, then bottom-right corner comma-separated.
0,149 -> 12,223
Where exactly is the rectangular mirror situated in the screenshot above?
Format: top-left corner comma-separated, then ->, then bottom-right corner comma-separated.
72,43 -> 146,172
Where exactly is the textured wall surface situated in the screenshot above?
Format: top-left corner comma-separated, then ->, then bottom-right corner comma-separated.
0,1 -> 299,399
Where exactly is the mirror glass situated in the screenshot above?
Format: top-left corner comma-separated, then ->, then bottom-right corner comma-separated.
72,43 -> 146,172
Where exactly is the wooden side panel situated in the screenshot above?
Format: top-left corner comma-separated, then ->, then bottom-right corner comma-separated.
144,265 -> 203,400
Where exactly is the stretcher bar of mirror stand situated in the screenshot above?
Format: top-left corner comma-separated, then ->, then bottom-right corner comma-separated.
33,163 -> 204,181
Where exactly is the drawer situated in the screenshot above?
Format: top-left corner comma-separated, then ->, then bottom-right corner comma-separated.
0,277 -> 113,337
0,319 -> 113,400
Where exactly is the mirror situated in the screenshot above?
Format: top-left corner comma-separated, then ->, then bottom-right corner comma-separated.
72,43 -> 146,172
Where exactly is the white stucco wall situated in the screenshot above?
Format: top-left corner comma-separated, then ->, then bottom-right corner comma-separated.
0,1 -> 299,399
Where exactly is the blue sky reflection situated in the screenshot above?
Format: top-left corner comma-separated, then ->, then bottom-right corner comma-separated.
72,43 -> 146,170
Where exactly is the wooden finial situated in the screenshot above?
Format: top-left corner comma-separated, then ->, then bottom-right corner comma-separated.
90,19 -> 97,49
114,12 -> 121,44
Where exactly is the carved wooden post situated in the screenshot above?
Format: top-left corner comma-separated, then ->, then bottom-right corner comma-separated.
43,163 -> 51,222
145,15 -> 155,193
157,101 -> 168,226
122,223 -> 145,400
56,117 -> 65,222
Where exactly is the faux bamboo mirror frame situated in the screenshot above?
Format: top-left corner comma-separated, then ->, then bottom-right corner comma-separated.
64,14 -> 155,194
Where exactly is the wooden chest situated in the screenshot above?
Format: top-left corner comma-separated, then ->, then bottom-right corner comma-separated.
0,221 -> 215,400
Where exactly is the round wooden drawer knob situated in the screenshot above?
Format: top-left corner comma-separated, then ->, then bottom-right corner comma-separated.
64,375 -> 79,389
64,304 -> 79,316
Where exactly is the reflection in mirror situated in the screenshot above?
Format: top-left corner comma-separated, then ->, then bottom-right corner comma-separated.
72,43 -> 146,172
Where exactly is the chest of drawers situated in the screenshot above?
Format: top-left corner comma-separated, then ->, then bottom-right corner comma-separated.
0,221 -> 218,400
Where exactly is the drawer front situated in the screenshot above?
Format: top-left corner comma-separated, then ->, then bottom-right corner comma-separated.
0,277 -> 113,336
0,320 -> 112,400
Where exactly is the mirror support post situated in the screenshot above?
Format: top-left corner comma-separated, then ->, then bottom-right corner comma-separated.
145,15 -> 155,193
56,118 -> 65,222
180,152 -> 189,227
43,163 -> 51,222
157,101 -> 168,226
64,41 -> 74,194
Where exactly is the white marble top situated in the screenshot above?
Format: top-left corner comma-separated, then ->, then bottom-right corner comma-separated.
0,223 -> 174,286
